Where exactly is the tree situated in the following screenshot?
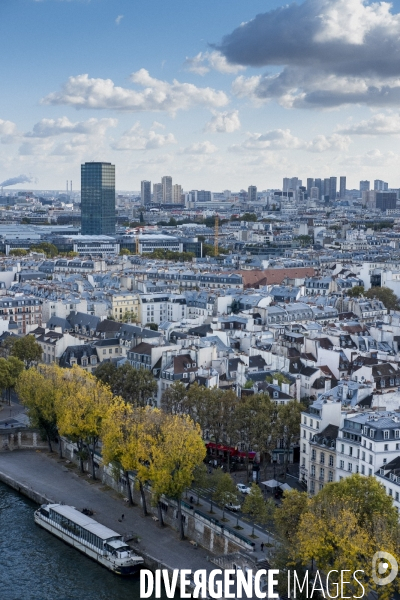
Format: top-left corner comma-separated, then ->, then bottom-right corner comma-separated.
296,235 -> 312,247
161,380 -> 187,415
150,413 -> 206,539
0,356 -> 24,404
288,475 -> 400,600
145,322 -> 158,331
9,249 -> 28,256
275,401 -> 302,477
347,285 -> 364,298
56,366 -> 114,478
242,484 -> 268,536
365,286 -> 400,311
266,373 -> 290,386
11,335 -> 42,368
30,242 -> 58,257
212,472 -> 238,520
191,463 -> 208,505
236,393 -> 274,479
274,489 -> 309,543
121,310 -> 137,323
94,362 -> 157,407
119,248 -> 131,256
16,366 -> 60,452
102,401 -> 156,511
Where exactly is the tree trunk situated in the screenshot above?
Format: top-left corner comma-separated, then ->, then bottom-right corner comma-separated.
89,442 -> 96,480
177,499 -> 184,540
47,433 -> 53,453
139,481 -> 148,516
77,440 -> 84,473
157,501 -> 164,527
125,471 -> 133,506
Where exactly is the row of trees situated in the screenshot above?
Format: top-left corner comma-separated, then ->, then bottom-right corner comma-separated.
16,364 -> 206,539
274,475 -> 400,600
162,381 -> 302,477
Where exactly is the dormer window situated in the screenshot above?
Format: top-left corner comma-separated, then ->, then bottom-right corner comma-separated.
273,391 -> 279,399
384,430 -> 389,440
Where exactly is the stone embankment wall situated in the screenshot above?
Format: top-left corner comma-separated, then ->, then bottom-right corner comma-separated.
0,430 -> 48,452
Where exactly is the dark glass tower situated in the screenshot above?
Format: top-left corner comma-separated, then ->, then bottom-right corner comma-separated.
81,162 -> 115,235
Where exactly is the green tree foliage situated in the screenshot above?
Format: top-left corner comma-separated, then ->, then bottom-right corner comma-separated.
296,235 -> 313,247
365,286 -> 400,311
0,356 -> 24,404
94,362 -> 157,407
212,472 -> 238,519
11,335 -> 42,368
145,322 -> 158,331
147,249 -> 195,261
16,366 -> 60,452
119,248 -> 131,255
242,484 -> 268,535
191,463 -> 208,505
9,249 -> 28,256
266,373 -> 290,386
30,242 -> 58,257
347,285 -> 365,298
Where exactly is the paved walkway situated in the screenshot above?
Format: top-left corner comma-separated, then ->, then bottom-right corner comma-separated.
0,450 -> 214,573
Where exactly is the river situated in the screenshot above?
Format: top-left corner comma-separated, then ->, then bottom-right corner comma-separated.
0,483 -> 153,600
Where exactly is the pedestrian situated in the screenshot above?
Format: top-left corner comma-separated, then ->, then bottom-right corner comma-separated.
261,542 -> 264,552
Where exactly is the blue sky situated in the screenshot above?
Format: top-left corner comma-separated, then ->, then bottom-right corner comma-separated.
2,0 -> 400,191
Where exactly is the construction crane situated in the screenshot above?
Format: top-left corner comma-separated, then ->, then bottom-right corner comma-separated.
214,214 -> 219,257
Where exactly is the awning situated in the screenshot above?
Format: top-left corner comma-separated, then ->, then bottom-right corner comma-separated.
261,479 -> 280,488
279,483 -> 292,492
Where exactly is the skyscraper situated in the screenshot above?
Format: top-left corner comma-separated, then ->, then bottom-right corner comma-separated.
360,180 -> 370,193
162,176 -> 172,203
374,180 -> 388,191
324,178 -> 330,199
306,178 -> 314,198
141,180 -> 151,205
153,183 -> 163,203
81,162 -> 115,236
314,178 -> 323,198
329,176 -> 337,201
248,185 -> 257,202
172,184 -> 182,204
339,176 -> 346,198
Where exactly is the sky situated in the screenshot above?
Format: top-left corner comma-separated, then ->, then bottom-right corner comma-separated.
2,0 -> 400,191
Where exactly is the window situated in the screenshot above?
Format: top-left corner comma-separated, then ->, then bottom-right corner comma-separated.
370,430 -> 375,438
310,419 -> 313,428
311,465 -> 315,476
302,444 -> 306,453
329,455 -> 334,467
320,468 -> 325,480
396,492 -> 399,502
362,451 -> 365,461
304,417 -> 307,425
349,446 -> 353,456
341,444 -> 344,454
369,455 -> 373,465
348,463 -> 353,472
340,460 -> 344,470
384,430 -> 389,440
361,465 -> 365,475
302,458 -> 305,467
384,444 -> 389,451
389,488 -> 393,497
369,468 -> 372,476
320,453 -> 325,464
311,449 -> 316,460
396,430 -> 400,439
303,430 -> 306,438
328,471 -> 333,482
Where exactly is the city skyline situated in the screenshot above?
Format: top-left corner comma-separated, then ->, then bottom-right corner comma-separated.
3,0 -> 400,190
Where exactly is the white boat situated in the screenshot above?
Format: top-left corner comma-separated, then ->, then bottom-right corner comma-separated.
34,503 -> 144,576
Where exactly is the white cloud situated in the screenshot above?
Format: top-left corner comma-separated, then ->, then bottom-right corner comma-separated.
184,51 -> 246,75
42,69 -> 229,114
0,119 -> 19,144
230,129 -> 351,152
25,117 -> 117,137
115,15 -> 124,25
340,149 -> 400,167
183,141 -> 218,154
218,0 -> 400,108
204,110 -> 240,133
305,133 -> 351,152
112,122 -> 177,151
338,113 -> 400,135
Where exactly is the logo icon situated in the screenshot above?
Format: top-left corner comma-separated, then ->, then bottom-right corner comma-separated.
372,552 -> 398,586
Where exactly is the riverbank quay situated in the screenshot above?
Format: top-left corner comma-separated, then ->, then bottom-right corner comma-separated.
0,451 -> 271,580
0,450 -> 214,574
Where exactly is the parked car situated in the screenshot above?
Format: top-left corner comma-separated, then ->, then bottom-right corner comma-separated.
225,501 -> 241,512
236,483 -> 251,495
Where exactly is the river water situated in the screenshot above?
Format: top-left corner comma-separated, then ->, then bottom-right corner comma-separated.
0,483 -> 150,600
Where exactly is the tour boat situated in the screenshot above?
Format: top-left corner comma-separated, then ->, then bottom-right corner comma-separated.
34,503 -> 144,575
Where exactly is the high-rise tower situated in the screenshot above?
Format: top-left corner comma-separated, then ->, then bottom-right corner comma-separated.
81,162 -> 115,235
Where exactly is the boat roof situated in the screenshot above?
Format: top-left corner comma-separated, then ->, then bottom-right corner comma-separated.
47,504 -> 121,541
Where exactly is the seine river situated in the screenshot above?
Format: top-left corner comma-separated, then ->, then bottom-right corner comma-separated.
0,482 -> 153,600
